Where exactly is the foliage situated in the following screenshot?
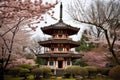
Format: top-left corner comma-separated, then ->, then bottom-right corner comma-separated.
35,58 -> 46,65
42,67 -> 52,78
31,67 -> 43,75
5,74 -> 113,80
64,66 -> 88,78
73,60 -> 88,67
5,75 -> 23,80
17,64 -> 33,70
97,67 -> 111,76
31,66 -> 52,79
9,66 -> 30,78
109,65 -> 120,80
84,77 -> 112,80
19,68 -> 30,77
31,67 -> 43,79
75,35 -> 95,52
9,67 -> 22,77
9,64 -> 35,80
84,66 -> 98,76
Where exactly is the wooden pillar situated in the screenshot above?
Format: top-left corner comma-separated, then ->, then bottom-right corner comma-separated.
70,61 -> 72,66
54,61 -> 56,75
63,60 -> 65,69
56,61 -> 58,68
47,61 -> 49,66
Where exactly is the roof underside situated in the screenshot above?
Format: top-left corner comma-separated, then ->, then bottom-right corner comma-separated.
38,39 -> 80,48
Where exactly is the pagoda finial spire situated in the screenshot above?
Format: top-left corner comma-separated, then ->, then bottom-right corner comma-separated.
59,2 -> 63,22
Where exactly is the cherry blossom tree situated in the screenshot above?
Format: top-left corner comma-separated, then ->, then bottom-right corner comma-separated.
83,51 -> 108,67
75,34 -> 108,67
0,0 -> 58,80
67,0 -> 120,64
8,58 -> 36,68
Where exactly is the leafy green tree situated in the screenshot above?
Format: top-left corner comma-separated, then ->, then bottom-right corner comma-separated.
35,58 -> 47,65
73,60 -> 88,67
75,35 -> 95,52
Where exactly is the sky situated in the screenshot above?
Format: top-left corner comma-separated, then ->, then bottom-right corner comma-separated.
32,0 -> 91,41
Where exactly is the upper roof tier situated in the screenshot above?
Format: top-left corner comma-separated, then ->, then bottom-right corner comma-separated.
41,2 -> 80,35
41,23 -> 80,35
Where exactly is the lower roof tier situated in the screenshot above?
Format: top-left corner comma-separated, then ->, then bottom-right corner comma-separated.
38,39 -> 80,48
36,53 -> 83,59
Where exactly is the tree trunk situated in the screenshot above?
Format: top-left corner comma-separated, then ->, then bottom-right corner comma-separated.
104,30 -> 120,64
0,64 -> 4,80
0,47 -> 4,80
110,49 -> 120,64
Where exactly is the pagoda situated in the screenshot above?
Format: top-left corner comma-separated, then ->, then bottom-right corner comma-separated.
36,2 -> 83,76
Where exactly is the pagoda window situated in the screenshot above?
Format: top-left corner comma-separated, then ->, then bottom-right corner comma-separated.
58,48 -> 63,51
49,61 -> 54,66
67,61 -> 70,65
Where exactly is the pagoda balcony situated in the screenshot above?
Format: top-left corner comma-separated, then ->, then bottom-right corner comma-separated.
44,50 -> 73,54
48,37 -> 72,40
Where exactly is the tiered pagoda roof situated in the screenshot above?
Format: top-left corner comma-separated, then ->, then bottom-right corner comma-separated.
37,2 -> 82,59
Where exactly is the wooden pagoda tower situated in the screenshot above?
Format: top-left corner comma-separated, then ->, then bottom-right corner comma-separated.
37,3 -> 83,76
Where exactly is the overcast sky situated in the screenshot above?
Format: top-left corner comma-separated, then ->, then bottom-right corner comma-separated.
32,0 -> 92,41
